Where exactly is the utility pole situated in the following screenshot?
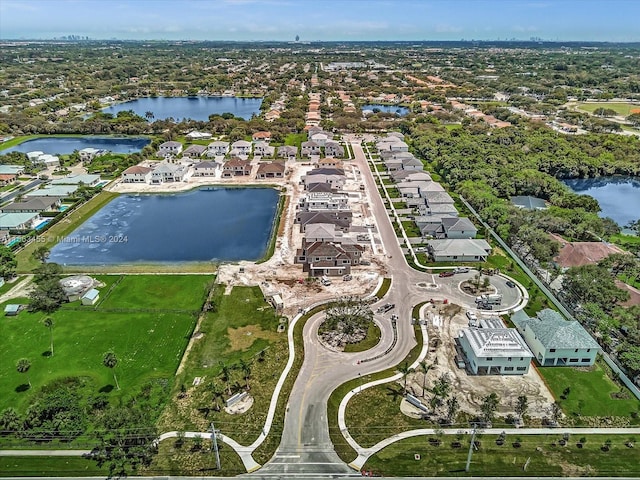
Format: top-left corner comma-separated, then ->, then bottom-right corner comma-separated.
465,425 -> 477,472
210,422 -> 221,470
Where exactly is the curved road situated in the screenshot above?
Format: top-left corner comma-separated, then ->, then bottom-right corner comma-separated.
254,142 -> 513,476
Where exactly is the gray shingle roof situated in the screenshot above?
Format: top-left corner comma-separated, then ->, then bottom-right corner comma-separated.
512,309 -> 600,350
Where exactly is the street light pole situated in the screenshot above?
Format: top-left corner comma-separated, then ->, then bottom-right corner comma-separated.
465,426 -> 477,472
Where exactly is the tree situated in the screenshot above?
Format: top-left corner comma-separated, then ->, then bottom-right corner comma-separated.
515,395 -> 528,421
16,358 -> 32,388
0,246 -> 17,280
430,373 -> 452,408
397,362 -> 414,395
238,358 -> 252,390
144,111 -> 154,121
31,246 -> 50,264
219,361 -> 232,394
417,360 -> 431,398
627,113 -> 640,127
0,408 -> 21,435
549,401 -> 563,424
446,395 -> 460,423
323,296 -> 373,335
619,345 -> 640,376
208,381 -> 224,411
28,277 -> 66,313
102,351 -> 120,390
480,392 -> 499,424
43,317 -> 54,356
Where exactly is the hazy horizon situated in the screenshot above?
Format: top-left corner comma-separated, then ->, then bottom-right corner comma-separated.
1,0 -> 639,43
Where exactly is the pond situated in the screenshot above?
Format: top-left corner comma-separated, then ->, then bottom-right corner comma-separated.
102,96 -> 263,121
563,176 -> 640,227
361,104 -> 410,116
49,188 -> 279,265
3,136 -> 149,155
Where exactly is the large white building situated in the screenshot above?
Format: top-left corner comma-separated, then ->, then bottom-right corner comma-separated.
512,309 -> 600,367
458,326 -> 533,375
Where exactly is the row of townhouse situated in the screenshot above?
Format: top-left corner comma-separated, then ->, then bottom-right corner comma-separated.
294,159 -> 364,276
158,137 -> 302,161
121,159 -> 286,184
376,133 -> 491,262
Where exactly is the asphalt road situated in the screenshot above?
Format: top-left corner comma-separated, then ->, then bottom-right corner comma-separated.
255,141 -> 506,477
0,179 -> 42,203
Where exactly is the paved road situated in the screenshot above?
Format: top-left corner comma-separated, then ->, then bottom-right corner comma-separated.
0,179 -> 42,203
255,141 -> 491,476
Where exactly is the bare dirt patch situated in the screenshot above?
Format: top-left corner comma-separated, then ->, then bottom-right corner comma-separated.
228,325 -> 280,351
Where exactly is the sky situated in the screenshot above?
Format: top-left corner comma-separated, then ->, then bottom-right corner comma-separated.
1,0 -> 639,42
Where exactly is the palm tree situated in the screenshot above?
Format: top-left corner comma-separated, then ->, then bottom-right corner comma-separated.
417,360 -> 431,398
102,351 -> 120,390
144,111 -> 154,121
397,362 -> 414,395
208,381 -> 224,411
219,361 -> 232,394
446,395 -> 460,423
16,358 -> 31,388
43,317 -> 54,356
238,359 -> 252,390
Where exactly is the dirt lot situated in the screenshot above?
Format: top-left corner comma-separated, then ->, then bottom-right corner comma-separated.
405,302 -> 555,420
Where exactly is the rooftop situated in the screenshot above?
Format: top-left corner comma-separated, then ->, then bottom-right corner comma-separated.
512,309 -> 600,350
461,327 -> 533,359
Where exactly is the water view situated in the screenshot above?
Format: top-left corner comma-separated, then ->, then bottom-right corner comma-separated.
102,96 -> 263,121
49,188 -> 279,265
361,104 -> 410,116
4,136 -> 149,155
563,176 -> 640,226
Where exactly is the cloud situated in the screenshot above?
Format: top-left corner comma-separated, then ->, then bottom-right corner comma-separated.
435,24 -> 463,33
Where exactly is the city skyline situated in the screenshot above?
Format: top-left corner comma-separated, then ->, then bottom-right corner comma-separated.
1,0 -> 639,42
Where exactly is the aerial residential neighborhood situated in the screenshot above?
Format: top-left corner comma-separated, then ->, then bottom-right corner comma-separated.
0,1 -> 639,478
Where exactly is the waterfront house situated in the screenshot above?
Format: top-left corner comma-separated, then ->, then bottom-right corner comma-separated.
1,196 -> 61,214
222,158 -> 251,177
78,148 -> 108,162
192,161 -> 219,177
150,162 -> 186,184
0,211 -> 42,231
121,165 -> 153,183
256,162 -> 285,179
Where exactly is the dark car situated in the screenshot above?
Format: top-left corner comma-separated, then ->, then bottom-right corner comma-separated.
439,271 -> 455,278
506,280 -> 516,288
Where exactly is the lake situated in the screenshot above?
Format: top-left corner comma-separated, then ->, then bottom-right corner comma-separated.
563,176 -> 640,227
3,136 -> 149,155
362,104 -> 410,116
102,96 -> 263,121
49,188 -> 279,265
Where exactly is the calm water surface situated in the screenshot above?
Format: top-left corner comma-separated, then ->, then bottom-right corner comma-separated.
103,96 -> 263,121
4,136 -> 149,155
49,188 -> 279,265
563,176 -> 640,226
361,104 -> 410,116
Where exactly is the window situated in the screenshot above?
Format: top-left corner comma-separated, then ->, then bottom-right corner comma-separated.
520,357 -> 524,361
517,366 -> 527,371
575,349 -> 579,353
486,357 -> 493,361
582,358 -> 590,362
569,359 -> 578,363
507,357 -> 512,362
587,349 -> 591,352
504,366 -> 514,371
550,348 -> 556,353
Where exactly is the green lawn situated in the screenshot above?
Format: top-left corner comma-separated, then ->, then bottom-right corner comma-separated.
364,434 -> 640,477
0,456 -> 106,476
284,133 -> 306,153
344,323 -> 381,353
158,285 -> 287,449
0,274 -> 209,413
577,102 -> 639,116
538,362 -> 640,419
401,220 -> 422,237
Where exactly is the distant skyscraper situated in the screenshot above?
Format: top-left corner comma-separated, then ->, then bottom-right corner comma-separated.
295,35 -> 300,42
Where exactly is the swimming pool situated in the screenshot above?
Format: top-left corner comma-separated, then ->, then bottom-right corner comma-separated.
34,220 -> 51,230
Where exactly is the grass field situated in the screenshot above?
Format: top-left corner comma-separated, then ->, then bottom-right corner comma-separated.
158,285 -> 288,450
0,456 -> 106,476
577,102 -> 639,116
538,362 -> 640,419
0,274 -> 209,413
364,434 -> 640,477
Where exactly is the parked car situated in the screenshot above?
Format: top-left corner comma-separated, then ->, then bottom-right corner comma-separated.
415,246 -> 427,252
454,267 -> 470,274
376,303 -> 395,314
439,271 -> 455,277
343,274 -> 352,281
506,280 -> 516,288
477,303 -> 493,311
